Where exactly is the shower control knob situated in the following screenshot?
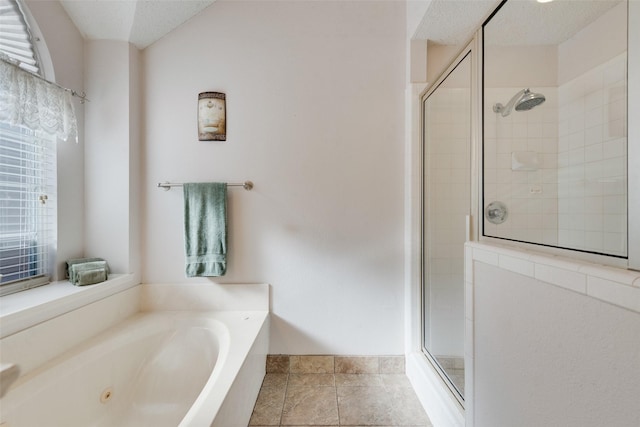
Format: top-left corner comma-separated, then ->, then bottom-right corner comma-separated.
485,201 -> 508,225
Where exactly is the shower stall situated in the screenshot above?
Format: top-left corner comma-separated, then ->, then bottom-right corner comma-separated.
418,0 -> 632,412
414,0 -> 637,425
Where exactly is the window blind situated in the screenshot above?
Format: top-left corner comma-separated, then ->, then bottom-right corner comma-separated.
0,0 -> 40,75
0,121 -> 55,294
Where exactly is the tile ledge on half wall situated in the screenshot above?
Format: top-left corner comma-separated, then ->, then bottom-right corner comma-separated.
465,241 -> 640,314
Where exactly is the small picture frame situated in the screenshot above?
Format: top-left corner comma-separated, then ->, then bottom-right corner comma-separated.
198,92 -> 226,141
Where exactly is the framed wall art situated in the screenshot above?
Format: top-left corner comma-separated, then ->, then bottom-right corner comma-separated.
198,92 -> 226,141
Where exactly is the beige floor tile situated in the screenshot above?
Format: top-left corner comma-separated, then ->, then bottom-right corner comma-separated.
379,373 -> 413,388
251,356 -> 433,427
262,373 -> 289,388
289,373 -> 335,386
335,373 -> 383,387
281,385 -> 339,425
337,386 -> 431,426
249,386 -> 286,426
379,356 -> 405,374
334,356 -> 378,373
290,355 -> 334,373
267,355 -> 290,373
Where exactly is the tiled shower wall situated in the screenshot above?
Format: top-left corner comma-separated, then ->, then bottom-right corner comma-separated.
484,2 -> 627,258
483,86 -> 559,246
557,53 -> 627,256
484,52 -> 627,257
424,87 -> 469,358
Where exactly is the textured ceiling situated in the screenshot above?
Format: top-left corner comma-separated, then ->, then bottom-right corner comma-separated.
412,0 -> 497,45
485,0 -> 622,45
59,0 -> 623,50
59,0 -> 216,49
413,0 -> 622,46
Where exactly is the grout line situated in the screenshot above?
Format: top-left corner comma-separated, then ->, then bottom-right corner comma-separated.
335,374 -> 341,426
278,373 -> 289,426
279,355 -> 290,426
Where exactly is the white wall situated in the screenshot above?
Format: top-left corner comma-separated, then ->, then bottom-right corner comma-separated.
557,2 -> 627,86
142,0 -> 406,355
426,43 -> 464,84
484,45 -> 558,88
84,41 -> 141,278
24,0 -> 85,280
466,243 -> 640,427
128,46 -> 142,283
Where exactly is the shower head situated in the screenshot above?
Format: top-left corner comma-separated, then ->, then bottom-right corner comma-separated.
493,88 -> 546,117
515,89 -> 546,111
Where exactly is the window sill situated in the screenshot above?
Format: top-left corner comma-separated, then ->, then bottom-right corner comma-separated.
0,274 -> 139,339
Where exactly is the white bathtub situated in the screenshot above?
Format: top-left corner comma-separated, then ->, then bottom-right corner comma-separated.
0,282 -> 269,427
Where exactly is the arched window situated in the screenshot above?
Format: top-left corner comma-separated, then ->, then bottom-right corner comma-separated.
0,0 -> 41,75
0,0 -> 56,295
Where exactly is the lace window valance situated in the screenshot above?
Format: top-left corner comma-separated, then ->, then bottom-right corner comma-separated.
0,58 -> 78,142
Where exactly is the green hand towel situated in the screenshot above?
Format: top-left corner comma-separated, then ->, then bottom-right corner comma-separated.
183,182 -> 227,277
75,268 -> 108,286
66,257 -> 107,279
68,260 -> 109,284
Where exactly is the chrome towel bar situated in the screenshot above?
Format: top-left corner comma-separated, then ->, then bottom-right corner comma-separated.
157,181 -> 254,191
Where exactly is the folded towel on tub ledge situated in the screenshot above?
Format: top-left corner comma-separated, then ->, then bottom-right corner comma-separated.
183,182 -> 227,277
66,258 -> 109,286
76,268 -> 108,286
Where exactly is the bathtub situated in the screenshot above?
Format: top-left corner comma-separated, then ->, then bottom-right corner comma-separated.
0,282 -> 269,427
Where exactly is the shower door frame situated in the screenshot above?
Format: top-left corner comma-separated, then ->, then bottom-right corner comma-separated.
419,36 -> 481,407
628,0 -> 640,271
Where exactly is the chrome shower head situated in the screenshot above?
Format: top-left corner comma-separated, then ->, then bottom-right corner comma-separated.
493,88 -> 546,117
515,89 -> 545,111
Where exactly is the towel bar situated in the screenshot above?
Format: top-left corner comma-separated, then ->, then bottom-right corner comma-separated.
157,181 -> 253,191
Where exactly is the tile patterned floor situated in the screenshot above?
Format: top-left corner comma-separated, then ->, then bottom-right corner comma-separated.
249,355 -> 433,427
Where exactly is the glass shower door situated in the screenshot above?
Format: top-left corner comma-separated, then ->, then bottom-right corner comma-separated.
422,52 -> 471,401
